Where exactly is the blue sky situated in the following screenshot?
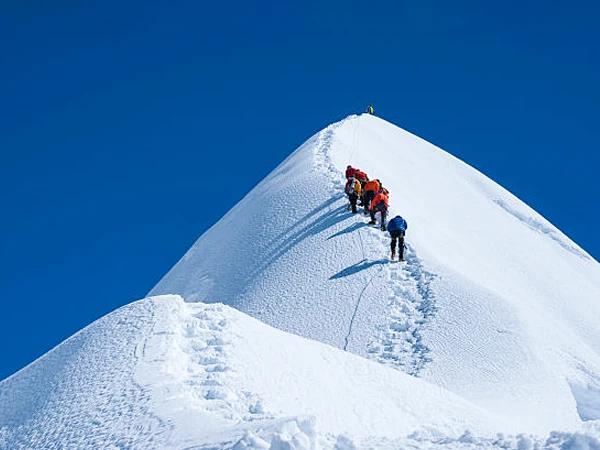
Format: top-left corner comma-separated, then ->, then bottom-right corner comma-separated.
1,1 -> 598,380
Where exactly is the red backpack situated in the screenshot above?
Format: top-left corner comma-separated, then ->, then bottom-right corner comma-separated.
354,170 -> 368,182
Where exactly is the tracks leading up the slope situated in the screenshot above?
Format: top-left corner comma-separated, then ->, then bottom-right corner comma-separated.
315,119 -> 384,353
362,229 -> 438,376
314,116 -> 438,376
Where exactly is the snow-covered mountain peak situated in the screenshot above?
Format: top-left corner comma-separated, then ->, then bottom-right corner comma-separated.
151,113 -> 600,433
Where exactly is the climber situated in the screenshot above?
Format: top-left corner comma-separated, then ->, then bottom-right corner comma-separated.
387,215 -> 408,261
345,176 -> 362,214
369,188 -> 389,231
366,104 -> 375,115
362,179 -> 381,216
352,169 -> 368,206
345,165 -> 357,180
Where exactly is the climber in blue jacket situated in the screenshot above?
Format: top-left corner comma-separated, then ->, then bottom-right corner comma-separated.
387,216 -> 408,261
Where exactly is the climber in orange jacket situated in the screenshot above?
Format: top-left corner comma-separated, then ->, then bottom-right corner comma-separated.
369,188 -> 389,231
362,179 -> 381,216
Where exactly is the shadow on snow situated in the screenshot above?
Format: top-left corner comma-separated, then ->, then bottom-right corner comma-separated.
326,221 -> 370,240
330,258 -> 388,280
250,202 -> 351,279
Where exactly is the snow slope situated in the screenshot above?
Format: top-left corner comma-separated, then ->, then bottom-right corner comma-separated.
151,114 -> 600,435
3,114 -> 600,448
0,295 -> 513,449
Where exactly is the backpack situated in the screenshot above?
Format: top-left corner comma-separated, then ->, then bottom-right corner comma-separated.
364,180 -> 380,192
345,178 -> 358,195
388,216 -> 407,232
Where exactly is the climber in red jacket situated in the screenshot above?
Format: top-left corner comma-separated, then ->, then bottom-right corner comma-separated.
345,165 -> 357,180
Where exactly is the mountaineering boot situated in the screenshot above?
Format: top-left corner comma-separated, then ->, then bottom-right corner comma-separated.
381,224 -> 386,231
391,249 -> 396,260
369,219 -> 376,225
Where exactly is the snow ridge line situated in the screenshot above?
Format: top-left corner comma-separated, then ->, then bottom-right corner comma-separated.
493,198 -> 591,261
313,117 -> 438,375
313,120 -> 347,191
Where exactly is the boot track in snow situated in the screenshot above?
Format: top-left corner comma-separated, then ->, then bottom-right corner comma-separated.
314,116 -> 438,376
180,303 -> 270,422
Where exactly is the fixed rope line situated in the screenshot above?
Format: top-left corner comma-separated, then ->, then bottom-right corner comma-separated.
343,228 -> 377,351
343,264 -> 383,351
343,274 -> 372,351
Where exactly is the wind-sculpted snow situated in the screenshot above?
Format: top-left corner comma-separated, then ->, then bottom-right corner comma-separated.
152,114 -> 600,435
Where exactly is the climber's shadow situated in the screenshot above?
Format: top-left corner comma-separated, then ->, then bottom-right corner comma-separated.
329,259 -> 388,280
326,221 -> 369,240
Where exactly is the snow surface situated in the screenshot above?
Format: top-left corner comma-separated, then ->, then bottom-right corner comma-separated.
3,114 -> 600,448
0,295 -> 509,449
151,114 -> 600,435
2,295 -> 599,449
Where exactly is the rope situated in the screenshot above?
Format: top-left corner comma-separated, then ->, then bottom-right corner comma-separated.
343,269 -> 378,351
343,228 -> 383,351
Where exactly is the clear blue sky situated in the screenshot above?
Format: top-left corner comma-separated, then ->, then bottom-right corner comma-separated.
1,1 -> 598,380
